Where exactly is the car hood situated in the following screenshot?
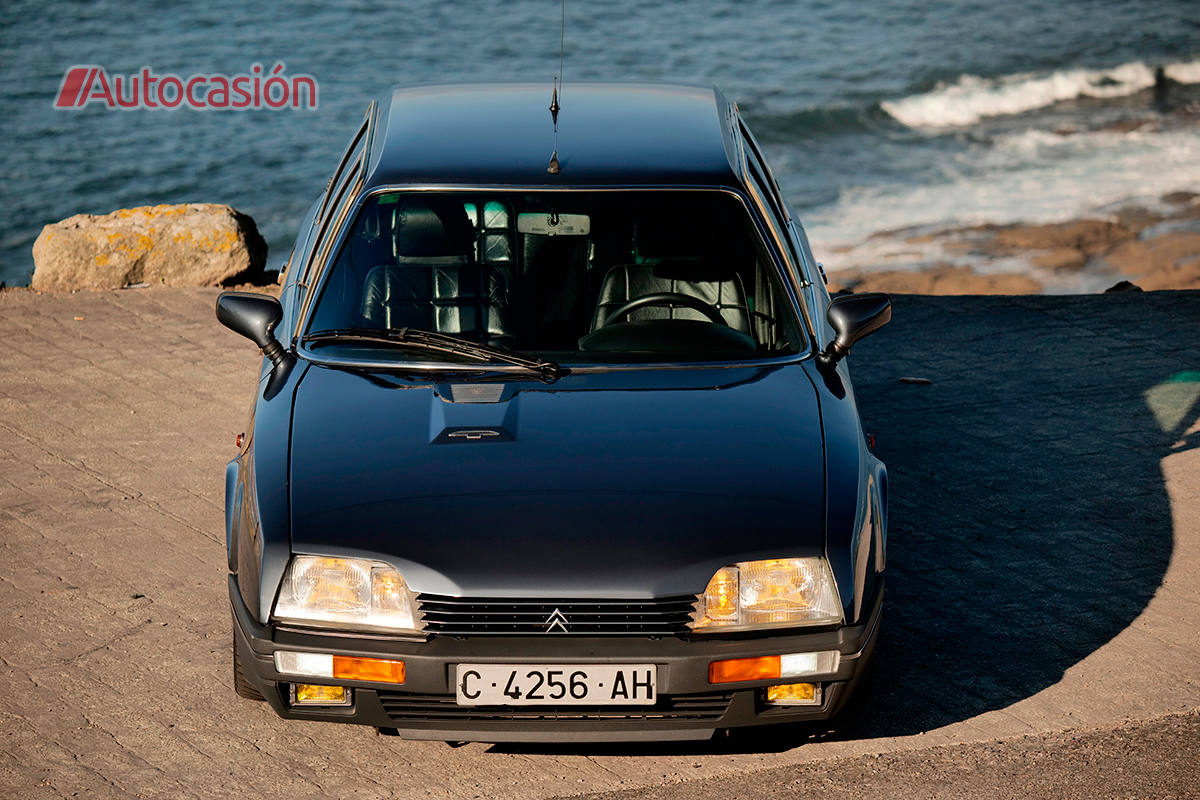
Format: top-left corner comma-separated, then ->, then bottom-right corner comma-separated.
288,363 -> 826,597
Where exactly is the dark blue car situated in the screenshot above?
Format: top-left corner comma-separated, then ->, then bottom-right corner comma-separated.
218,82 -> 891,742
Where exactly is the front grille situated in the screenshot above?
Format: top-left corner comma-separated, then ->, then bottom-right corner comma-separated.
377,690 -> 733,722
417,595 -> 697,636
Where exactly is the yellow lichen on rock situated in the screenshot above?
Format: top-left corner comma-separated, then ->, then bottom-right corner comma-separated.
31,203 -> 267,291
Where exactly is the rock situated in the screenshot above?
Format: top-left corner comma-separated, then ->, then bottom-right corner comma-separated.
31,204 -> 267,291
1105,280 -> 1143,293
1103,232 -> 1200,290
1161,191 -> 1199,206
827,265 -> 1042,295
1031,247 -> 1087,271
823,192 -> 1200,295
1097,118 -> 1153,134
1112,206 -> 1164,232
989,220 -> 1135,256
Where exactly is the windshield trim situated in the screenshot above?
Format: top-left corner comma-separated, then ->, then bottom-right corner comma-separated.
293,184 -> 813,364
293,345 -> 811,374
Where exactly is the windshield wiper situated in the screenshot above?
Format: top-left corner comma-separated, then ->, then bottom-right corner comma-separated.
301,327 -> 565,381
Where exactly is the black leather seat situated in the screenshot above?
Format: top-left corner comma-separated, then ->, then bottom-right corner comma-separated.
361,200 -> 511,338
589,212 -> 753,335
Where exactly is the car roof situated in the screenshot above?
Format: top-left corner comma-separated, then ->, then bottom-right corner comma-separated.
363,82 -> 744,190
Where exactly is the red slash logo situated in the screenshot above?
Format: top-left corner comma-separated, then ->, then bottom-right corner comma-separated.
54,66 -> 96,108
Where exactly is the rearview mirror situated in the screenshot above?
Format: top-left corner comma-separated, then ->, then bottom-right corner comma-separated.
216,291 -> 287,366
821,293 -> 892,365
517,212 -> 591,236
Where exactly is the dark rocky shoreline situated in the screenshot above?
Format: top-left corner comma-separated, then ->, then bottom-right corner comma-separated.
827,190 -> 1200,295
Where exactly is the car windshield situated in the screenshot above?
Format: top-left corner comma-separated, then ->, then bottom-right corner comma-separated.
304,190 -> 805,364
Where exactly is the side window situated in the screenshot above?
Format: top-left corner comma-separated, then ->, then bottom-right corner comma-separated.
300,103 -> 373,289
295,162 -> 365,331
317,102 -> 373,221
740,123 -> 789,222
743,144 -> 805,278
741,121 -> 826,344
741,120 -> 824,293
292,106 -> 375,335
790,219 -> 835,346
743,162 -> 816,345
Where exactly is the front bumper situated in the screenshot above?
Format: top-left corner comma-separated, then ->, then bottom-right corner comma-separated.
230,576 -> 882,742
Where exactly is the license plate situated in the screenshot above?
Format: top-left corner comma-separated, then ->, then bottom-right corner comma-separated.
455,664 -> 656,706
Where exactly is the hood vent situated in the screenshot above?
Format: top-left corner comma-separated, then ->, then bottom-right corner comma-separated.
446,383 -> 506,404
430,388 -> 519,444
434,426 -> 512,444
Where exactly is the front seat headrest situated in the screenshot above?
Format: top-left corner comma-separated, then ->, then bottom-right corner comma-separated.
633,203 -> 746,264
394,200 -> 474,263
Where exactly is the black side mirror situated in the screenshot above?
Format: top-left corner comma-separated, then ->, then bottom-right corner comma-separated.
216,291 -> 287,366
821,292 -> 892,365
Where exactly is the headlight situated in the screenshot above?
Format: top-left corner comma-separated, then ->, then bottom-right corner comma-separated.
690,557 -> 842,632
273,555 -> 424,634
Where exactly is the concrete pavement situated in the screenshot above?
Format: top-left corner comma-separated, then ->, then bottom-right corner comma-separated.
574,712 -> 1200,800
0,287 -> 1197,798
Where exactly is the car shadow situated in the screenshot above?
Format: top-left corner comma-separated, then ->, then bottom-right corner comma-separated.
486,292 -> 1199,755
834,293 -> 1198,740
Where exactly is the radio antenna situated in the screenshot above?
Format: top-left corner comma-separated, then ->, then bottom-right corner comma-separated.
547,0 -> 565,174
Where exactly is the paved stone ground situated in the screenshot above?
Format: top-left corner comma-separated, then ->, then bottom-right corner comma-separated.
573,713 -> 1200,800
0,287 -> 1197,799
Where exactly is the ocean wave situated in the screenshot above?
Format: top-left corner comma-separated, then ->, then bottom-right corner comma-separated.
802,126 -> 1200,257
881,58 -> 1200,129
740,104 -> 889,141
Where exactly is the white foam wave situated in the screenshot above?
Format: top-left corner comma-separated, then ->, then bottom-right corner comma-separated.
881,58 -> 1200,129
1166,61 -> 1200,83
803,126 -> 1200,290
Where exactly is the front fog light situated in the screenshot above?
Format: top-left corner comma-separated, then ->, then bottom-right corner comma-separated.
765,682 -> 821,706
291,684 -> 351,707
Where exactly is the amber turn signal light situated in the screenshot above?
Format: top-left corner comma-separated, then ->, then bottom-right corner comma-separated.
709,651 -> 840,684
275,651 -> 406,685
709,655 -> 782,684
332,655 -> 405,684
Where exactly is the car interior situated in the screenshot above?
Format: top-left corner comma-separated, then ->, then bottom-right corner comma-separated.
306,190 -> 804,360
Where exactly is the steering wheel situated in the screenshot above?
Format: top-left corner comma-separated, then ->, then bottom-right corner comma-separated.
601,292 -> 727,328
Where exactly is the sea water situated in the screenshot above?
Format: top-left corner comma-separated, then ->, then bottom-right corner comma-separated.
1,0 -> 1196,288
